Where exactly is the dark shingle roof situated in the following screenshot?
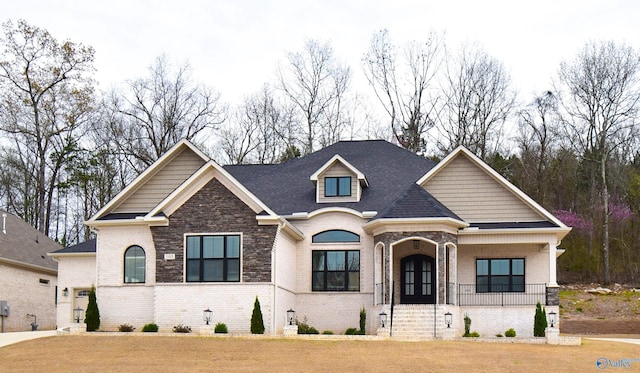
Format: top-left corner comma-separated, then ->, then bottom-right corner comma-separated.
375,184 -> 461,220
0,210 -> 59,271
50,239 -> 96,254
224,140 -> 436,215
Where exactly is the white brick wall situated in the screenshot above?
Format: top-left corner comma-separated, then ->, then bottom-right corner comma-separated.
95,285 -> 154,330
295,293 -> 374,333
456,305 -> 560,338
96,225 -> 157,286
54,255 -> 96,328
0,263 -> 57,331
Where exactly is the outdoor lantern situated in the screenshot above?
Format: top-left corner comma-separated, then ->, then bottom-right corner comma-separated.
73,307 -> 83,323
548,310 -> 557,328
379,311 -> 387,328
287,309 -> 295,326
444,312 -> 452,328
203,308 -> 212,325
62,287 -> 69,297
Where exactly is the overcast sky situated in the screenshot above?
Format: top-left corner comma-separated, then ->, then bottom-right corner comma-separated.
4,0 -> 640,106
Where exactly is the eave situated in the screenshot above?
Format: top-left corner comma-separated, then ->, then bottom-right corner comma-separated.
363,217 -> 469,236
0,257 -> 57,276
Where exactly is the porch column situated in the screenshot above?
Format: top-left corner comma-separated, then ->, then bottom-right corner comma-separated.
548,243 -> 558,286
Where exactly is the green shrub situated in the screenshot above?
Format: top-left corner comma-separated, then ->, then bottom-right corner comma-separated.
322,330 -> 334,335
118,324 -> 135,332
533,302 -> 548,337
85,285 -> 100,332
297,318 -> 319,334
142,323 -> 158,332
496,333 -> 503,337
463,313 -> 472,337
505,328 -> 516,337
469,331 -> 480,337
359,307 -> 366,335
172,324 -> 192,333
345,327 -> 360,335
250,296 -> 265,334
214,322 -> 228,333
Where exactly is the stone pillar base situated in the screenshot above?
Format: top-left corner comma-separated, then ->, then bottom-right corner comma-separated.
441,327 -> 456,340
283,325 -> 298,336
546,327 -> 560,344
376,327 -> 390,338
199,325 -> 215,336
69,323 -> 86,334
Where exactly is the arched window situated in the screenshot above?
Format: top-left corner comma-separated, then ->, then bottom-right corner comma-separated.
312,230 -> 360,243
124,245 -> 145,283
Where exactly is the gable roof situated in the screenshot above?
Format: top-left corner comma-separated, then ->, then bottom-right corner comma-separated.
49,239 -> 96,256
224,140 -> 436,215
375,184 -> 461,220
0,210 -> 59,273
309,154 -> 369,187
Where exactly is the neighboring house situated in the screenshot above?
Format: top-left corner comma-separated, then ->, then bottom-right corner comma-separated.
0,210 -> 59,332
51,140 -> 570,338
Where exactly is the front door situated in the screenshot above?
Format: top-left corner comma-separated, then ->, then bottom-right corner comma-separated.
401,255 -> 435,304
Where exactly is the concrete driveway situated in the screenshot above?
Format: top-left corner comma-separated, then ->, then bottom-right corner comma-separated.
0,331 -> 57,348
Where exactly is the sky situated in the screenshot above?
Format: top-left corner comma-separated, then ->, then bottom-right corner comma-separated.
3,0 -> 640,107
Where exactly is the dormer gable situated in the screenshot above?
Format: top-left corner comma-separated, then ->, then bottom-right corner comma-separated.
310,155 -> 368,203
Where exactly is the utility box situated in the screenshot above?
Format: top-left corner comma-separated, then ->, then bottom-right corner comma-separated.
0,301 -> 9,317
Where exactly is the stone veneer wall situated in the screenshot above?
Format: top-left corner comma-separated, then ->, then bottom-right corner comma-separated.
374,231 -> 457,304
151,178 -> 277,283
545,286 -> 560,306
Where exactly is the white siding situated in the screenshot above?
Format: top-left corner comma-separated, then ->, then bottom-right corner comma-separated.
114,148 -> 206,213
423,155 -> 543,222
317,162 -> 359,203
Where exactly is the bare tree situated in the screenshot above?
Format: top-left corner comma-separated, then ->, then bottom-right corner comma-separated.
105,55 -> 226,172
0,19 -> 96,234
439,44 -> 516,159
362,29 -> 444,153
278,39 -> 352,154
558,40 -> 640,284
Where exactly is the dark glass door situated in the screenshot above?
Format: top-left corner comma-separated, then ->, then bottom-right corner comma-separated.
401,255 -> 435,304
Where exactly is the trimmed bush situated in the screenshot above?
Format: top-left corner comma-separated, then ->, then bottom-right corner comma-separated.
250,296 -> 265,334
345,327 -> 360,335
463,313 -> 472,337
496,333 -> 503,337
322,330 -> 334,335
214,322 -> 228,334
172,324 -> 192,333
505,328 -> 516,337
142,323 -> 158,332
297,319 -> 319,334
118,324 -> 135,332
359,307 -> 366,335
85,285 -> 100,332
468,331 -> 480,337
534,302 -> 548,337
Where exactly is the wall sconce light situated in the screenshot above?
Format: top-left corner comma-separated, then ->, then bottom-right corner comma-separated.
62,287 -> 69,297
548,310 -> 557,328
444,312 -> 452,328
73,307 -> 84,323
379,311 -> 387,328
287,309 -> 296,326
413,240 -> 420,250
203,308 -> 213,325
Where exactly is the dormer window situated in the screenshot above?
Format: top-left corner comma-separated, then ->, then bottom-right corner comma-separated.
325,176 -> 352,197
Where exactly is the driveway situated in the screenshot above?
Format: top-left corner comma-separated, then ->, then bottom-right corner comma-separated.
0,331 -> 57,348
587,337 -> 640,345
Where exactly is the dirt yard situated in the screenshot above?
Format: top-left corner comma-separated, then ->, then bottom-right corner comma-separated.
560,283 -> 640,335
0,334 -> 639,373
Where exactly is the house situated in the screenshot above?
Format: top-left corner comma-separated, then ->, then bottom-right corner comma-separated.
50,140 -> 570,338
0,210 -> 60,332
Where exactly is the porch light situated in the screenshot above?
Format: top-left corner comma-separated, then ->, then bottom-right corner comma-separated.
203,308 -> 213,325
287,309 -> 295,326
444,312 -> 452,328
413,240 -> 420,250
379,311 -> 387,328
548,310 -> 557,328
73,307 -> 84,323
62,287 -> 69,297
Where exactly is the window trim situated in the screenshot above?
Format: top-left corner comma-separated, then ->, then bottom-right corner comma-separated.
324,176 -> 352,197
185,233 -> 242,283
312,250 -> 360,292
475,258 -> 525,293
123,245 -> 146,284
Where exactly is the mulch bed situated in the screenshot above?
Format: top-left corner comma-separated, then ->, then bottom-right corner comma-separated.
562,318 -> 640,335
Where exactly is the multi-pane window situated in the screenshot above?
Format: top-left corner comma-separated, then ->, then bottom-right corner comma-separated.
476,258 -> 525,293
324,176 -> 351,197
312,250 -> 360,291
124,245 -> 145,283
186,235 -> 240,282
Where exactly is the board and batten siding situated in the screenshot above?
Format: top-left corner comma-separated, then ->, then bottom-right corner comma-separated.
422,155 -> 543,222
114,148 -> 206,213
317,162 -> 359,203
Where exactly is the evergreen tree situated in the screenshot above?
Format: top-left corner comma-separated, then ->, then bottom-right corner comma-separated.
85,285 -> 100,331
533,302 -> 548,337
250,296 -> 265,334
